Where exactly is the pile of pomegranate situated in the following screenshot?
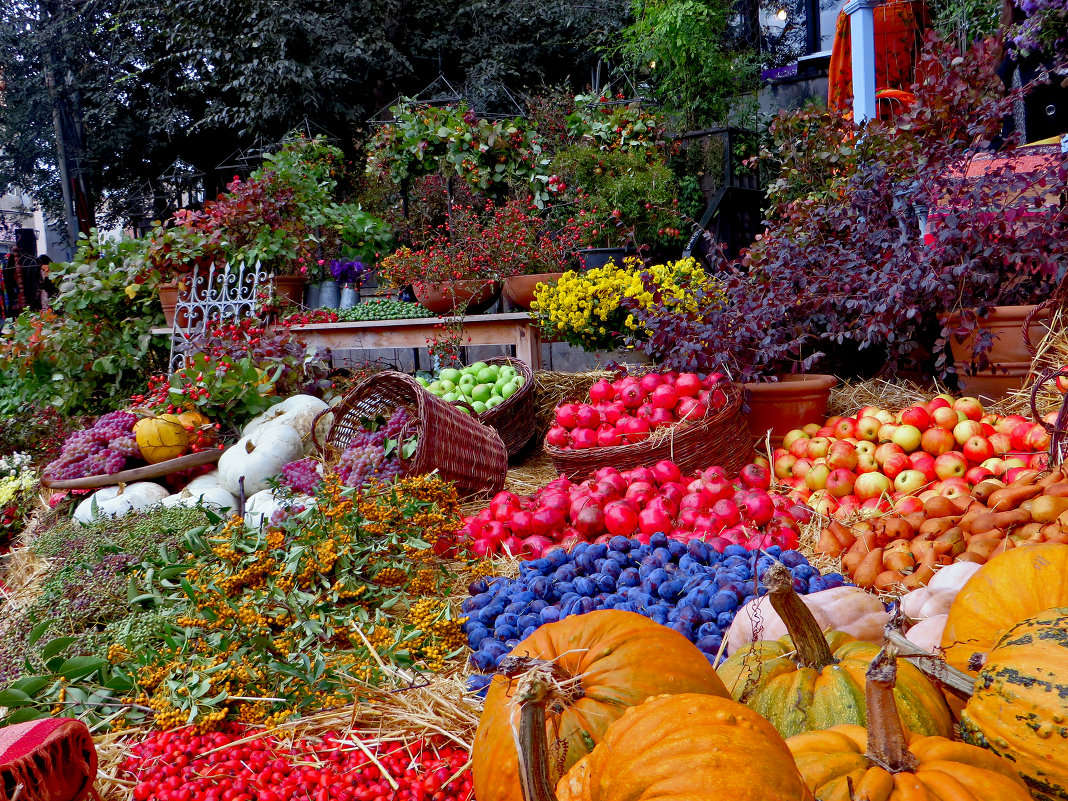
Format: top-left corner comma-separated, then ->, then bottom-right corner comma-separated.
454,459 -> 812,558
545,371 -> 729,449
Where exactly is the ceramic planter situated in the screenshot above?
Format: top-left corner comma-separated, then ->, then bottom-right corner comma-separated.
941,304 -> 1050,399
744,374 -> 837,442
502,273 -> 564,310
158,281 -> 190,328
272,275 -> 306,306
414,280 -> 500,315
304,282 -> 321,309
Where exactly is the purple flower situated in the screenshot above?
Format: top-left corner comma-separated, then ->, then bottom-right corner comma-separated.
329,259 -> 367,286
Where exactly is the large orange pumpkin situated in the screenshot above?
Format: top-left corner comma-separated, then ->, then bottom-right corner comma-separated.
960,608 -> 1068,800
554,693 -> 813,801
786,648 -> 1031,801
472,610 -> 729,801
940,543 -> 1068,673
718,564 -> 952,739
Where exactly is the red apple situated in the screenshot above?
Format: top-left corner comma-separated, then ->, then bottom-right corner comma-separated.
953,396 -> 984,421
826,443 -> 859,471
920,427 -> 956,456
806,437 -> 832,459
952,419 -> 984,446
783,429 -> 809,450
899,406 -> 931,430
934,451 -> 968,480
855,416 -> 882,442
1027,423 -> 1051,452
877,422 -> 900,443
964,466 -> 995,485
962,435 -> 994,463
826,468 -> 857,498
894,495 -> 925,514
931,406 -> 960,430
773,451 -> 797,480
789,437 -> 811,458
856,452 -> 880,474
834,417 -> 858,439
854,472 -> 892,501
881,451 -> 910,480
874,442 -> 905,467
791,458 -> 813,479
802,423 -> 822,436
988,432 -> 1012,455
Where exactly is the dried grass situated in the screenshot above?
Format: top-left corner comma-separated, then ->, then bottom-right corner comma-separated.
826,378 -> 939,418
94,670 -> 484,801
1001,306 -> 1068,417
531,370 -> 612,440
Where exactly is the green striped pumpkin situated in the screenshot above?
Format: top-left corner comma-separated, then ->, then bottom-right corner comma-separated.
960,607 -> 1068,801
716,564 -> 953,740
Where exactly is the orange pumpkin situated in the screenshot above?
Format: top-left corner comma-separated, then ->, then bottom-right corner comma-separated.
472,610 -> 729,801
786,647 -> 1031,801
940,543 -> 1068,673
554,693 -> 813,801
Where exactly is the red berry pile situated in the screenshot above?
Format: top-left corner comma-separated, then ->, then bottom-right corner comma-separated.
126,726 -> 473,801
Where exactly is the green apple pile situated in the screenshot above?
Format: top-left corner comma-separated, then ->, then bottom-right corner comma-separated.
417,362 -> 525,414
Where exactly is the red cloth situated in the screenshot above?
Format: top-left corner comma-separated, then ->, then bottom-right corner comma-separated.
828,0 -> 930,116
0,718 -> 97,801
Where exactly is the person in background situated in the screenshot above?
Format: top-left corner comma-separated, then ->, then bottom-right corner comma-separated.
37,255 -> 57,311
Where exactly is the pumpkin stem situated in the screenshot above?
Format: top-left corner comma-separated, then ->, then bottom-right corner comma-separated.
864,645 -> 919,774
513,665 -> 561,801
765,562 -> 837,670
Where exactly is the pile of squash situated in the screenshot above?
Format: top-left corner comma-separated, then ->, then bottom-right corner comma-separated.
472,548 -> 1068,801
816,466 -> 1068,591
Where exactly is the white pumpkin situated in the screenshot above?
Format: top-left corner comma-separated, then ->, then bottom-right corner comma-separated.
725,585 -> 889,655
904,613 -> 949,653
926,560 -> 982,592
74,482 -> 169,525
162,485 -> 239,511
242,394 -> 328,443
218,424 -> 304,496
185,471 -> 223,492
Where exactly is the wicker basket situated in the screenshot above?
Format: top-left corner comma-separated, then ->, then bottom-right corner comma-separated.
326,371 -> 508,497
544,382 -> 753,481
476,357 -> 536,458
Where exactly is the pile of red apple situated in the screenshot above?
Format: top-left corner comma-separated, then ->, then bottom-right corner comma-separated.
455,459 -> 813,558
545,371 -> 729,450
774,394 -> 1053,518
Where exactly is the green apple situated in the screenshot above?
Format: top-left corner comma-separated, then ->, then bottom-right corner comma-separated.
458,373 -> 476,387
439,379 -> 456,393
459,382 -> 476,398
485,395 -> 504,409
476,366 -> 498,384
442,391 -> 459,403
415,376 -> 429,387
456,405 -> 471,414
439,368 -> 462,383
500,380 -> 518,399
428,381 -> 443,393
467,361 -> 488,374
472,383 -> 493,403
499,365 -> 516,379
471,400 -> 487,414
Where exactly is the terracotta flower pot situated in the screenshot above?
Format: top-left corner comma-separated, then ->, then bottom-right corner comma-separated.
158,281 -> 190,328
941,304 -> 1050,399
272,275 -> 306,306
744,374 -> 837,442
414,280 -> 500,315
503,273 -> 564,310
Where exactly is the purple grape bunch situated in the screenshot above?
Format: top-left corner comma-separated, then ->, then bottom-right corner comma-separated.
335,407 -> 414,489
44,411 -> 141,481
280,457 -> 324,495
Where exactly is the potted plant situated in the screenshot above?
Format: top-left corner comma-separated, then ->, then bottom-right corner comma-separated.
533,256 -> 720,362
329,257 -> 370,309
547,143 -> 686,269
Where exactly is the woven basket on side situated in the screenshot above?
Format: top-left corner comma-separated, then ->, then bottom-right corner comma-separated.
476,357 -> 536,458
544,382 -> 753,481
327,371 -> 508,497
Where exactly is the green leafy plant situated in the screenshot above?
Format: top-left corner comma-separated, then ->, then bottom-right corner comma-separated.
0,231 -> 167,416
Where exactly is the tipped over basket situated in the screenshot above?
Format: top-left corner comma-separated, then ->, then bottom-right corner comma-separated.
326,371 -> 508,497
544,382 -> 753,480
476,357 -> 535,458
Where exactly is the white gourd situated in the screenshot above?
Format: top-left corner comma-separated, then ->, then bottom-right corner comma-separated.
926,560 -> 982,592
242,394 -> 328,443
725,585 -> 889,655
185,471 -> 223,492
904,613 -> 948,653
162,485 -> 239,511
74,482 -> 170,525
218,424 -> 303,496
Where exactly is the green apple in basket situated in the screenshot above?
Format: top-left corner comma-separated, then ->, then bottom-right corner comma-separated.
422,362 -> 526,412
